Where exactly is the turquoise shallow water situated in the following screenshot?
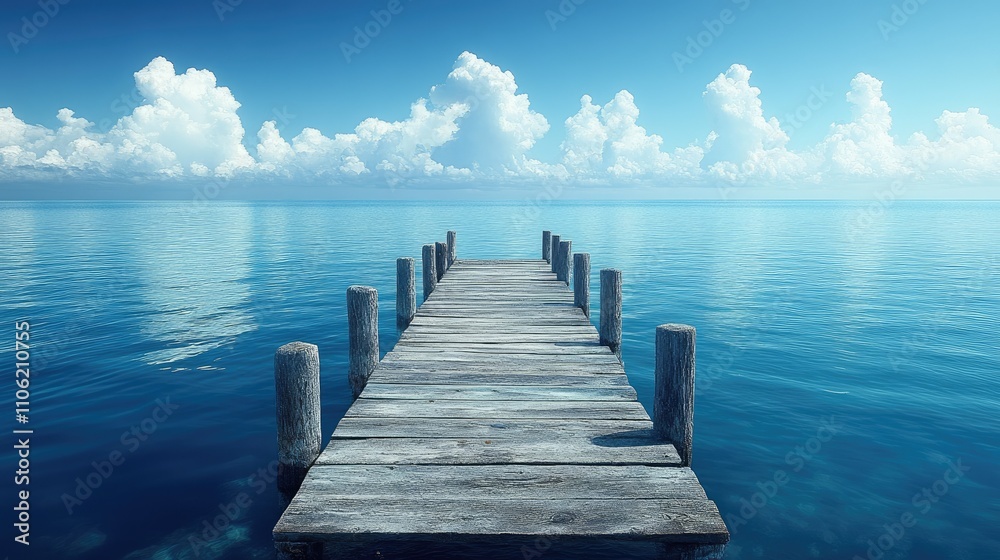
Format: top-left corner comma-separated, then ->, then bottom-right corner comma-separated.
1,200 -> 998,559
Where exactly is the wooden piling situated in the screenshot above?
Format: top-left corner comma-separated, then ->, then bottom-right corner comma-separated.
655,324 -> 696,467
274,341 -> 321,494
435,241 -> 447,281
574,253 -> 591,317
550,234 -> 561,273
396,257 -> 415,329
600,268 -> 622,357
542,230 -> 552,263
557,240 -> 572,285
422,244 -> 436,302
347,286 -> 379,399
447,231 -> 457,268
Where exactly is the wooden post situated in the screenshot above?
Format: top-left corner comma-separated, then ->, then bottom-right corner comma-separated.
396,257 -> 415,329
600,268 -> 622,357
435,241 -> 447,281
655,324 -> 696,467
347,285 -> 378,399
574,253 -> 590,317
542,230 -> 552,263
274,342 -> 321,494
422,244 -> 436,302
557,240 -> 572,285
550,234 -> 560,273
447,231 -> 457,268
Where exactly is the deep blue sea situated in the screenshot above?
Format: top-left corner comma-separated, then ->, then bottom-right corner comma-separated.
1,200 -> 998,560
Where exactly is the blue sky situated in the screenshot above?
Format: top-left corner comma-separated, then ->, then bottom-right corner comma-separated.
1,0 -> 999,198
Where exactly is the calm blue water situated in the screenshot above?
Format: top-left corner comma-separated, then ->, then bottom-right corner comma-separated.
1,200 -> 998,560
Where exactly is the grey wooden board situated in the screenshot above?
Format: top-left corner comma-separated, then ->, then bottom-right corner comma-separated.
359,383 -> 637,401
345,398 -> 650,420
275,497 -> 727,543
402,326 -> 599,335
283,464 -> 707,500
331,417 -> 653,438
313,436 -> 681,466
371,360 -> 625,374
274,258 -> 728,547
390,343 -> 614,355
381,352 -> 623,365
370,371 -> 633,387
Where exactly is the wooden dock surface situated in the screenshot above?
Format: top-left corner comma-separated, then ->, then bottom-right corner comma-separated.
273,259 -> 728,555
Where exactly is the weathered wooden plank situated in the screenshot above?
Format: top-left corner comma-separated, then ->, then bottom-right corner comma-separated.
314,435 -> 680,466
369,371 -> 632,387
331,417 -> 652,439
371,359 -> 626,375
391,343 -> 614,356
274,497 -> 727,543
345,398 -> 650,420
286,464 -> 707,500
359,383 -> 637,401
382,351 -> 623,364
398,333 -> 601,344
273,258 -> 729,550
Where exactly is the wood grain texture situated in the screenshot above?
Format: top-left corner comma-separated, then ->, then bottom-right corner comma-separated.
274,259 -> 727,549
600,268 -> 623,358
421,244 -> 436,303
655,324 -> 696,467
447,230 -> 456,268
574,252 -> 591,318
347,285 -> 378,399
274,341 -> 321,493
435,241 -> 447,282
395,257 -> 415,329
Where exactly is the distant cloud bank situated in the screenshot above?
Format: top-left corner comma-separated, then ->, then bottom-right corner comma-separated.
2,52 -> 999,190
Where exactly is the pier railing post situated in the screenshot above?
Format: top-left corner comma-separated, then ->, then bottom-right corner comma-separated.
542,230 -> 552,263
600,268 -> 622,357
274,341 -> 321,494
422,244 -> 436,302
574,253 -> 590,317
654,324 -> 696,467
396,257 -> 415,329
550,234 -> 561,273
435,241 -> 447,281
347,286 -> 379,399
447,231 -> 457,268
557,240 -> 572,285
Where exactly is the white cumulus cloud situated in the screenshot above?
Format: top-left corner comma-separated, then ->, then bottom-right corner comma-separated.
0,53 -> 998,192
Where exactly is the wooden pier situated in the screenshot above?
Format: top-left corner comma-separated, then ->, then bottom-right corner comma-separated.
272,232 -> 729,559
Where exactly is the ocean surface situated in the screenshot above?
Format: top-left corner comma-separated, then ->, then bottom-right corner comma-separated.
1,200 -> 998,560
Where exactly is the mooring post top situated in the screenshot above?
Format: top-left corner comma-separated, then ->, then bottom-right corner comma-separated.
347,285 -> 378,296
657,323 -> 696,335
276,341 -> 318,356
398,256 -> 414,264
601,267 -> 622,276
